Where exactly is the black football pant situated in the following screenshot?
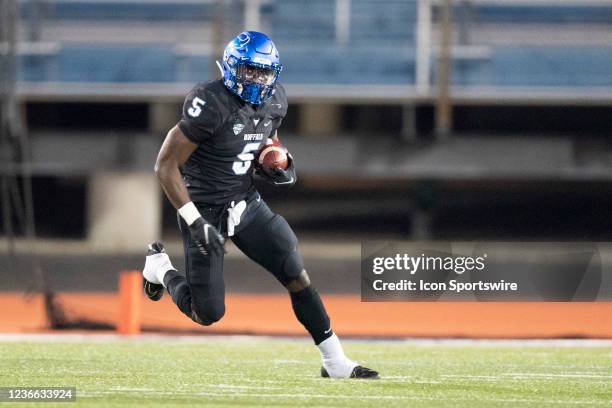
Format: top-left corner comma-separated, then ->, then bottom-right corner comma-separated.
164,192 -> 333,344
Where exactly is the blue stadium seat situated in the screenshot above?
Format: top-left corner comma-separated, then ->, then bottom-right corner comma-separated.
447,46 -> 612,87
19,55 -> 51,82
267,0 -> 336,43
17,44 -> 612,87
57,45 -> 176,82
350,0 -> 417,44
15,1 -> 612,88
20,0 -> 212,21
464,5 -> 612,24
490,46 -> 612,87
280,48 -> 416,84
181,56 -> 213,83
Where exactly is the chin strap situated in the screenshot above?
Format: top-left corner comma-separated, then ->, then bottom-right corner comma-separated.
215,60 -> 224,76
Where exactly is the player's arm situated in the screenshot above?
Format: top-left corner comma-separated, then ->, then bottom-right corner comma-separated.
155,125 -> 196,209
155,125 -> 225,256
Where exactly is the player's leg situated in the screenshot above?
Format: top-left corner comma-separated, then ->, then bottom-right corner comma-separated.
142,215 -> 226,326
167,215 -> 226,325
232,199 -> 378,379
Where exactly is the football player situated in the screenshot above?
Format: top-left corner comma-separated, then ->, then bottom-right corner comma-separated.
143,31 -> 378,379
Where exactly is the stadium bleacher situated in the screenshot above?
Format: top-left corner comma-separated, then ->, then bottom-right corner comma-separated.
349,0 -> 417,43
20,0 -> 213,21
15,0 -> 612,90
462,4 -> 612,24
455,46 -> 612,87
18,43 -> 612,87
268,0 -> 337,43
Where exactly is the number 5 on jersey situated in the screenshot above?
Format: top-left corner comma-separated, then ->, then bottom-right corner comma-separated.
233,143 -> 260,175
188,97 -> 206,117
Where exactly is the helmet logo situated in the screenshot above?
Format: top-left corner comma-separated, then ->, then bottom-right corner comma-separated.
236,33 -> 250,50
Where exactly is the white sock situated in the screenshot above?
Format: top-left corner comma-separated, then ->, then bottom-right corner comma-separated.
143,252 -> 176,287
317,334 -> 358,378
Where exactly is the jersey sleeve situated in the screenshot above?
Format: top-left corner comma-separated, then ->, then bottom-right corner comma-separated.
178,84 -> 221,144
269,82 -> 289,132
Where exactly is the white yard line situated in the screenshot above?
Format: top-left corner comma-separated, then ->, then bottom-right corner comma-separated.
502,373 -> 612,379
441,373 -> 612,381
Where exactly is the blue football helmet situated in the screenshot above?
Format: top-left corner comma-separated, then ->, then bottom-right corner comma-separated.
220,31 -> 282,105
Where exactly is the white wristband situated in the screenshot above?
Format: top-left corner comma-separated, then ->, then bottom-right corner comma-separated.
178,201 -> 201,226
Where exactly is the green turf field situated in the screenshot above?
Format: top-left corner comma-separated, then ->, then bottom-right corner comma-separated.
0,337 -> 610,407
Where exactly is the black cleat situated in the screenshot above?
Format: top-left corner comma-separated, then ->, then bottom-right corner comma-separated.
143,242 -> 165,301
321,365 -> 380,379
349,366 -> 380,379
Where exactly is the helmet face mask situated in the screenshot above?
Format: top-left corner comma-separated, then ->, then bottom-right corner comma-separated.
221,31 -> 282,105
235,64 -> 276,86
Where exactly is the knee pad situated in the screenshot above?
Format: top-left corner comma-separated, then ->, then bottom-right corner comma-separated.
280,249 -> 305,284
190,310 -> 212,326
285,269 -> 311,292
191,299 -> 225,326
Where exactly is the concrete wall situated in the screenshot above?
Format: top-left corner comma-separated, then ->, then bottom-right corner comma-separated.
88,172 -> 161,251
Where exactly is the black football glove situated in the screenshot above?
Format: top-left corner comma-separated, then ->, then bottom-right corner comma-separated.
188,217 -> 226,257
259,153 -> 297,187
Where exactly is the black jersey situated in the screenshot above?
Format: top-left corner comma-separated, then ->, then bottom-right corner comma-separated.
178,79 -> 288,205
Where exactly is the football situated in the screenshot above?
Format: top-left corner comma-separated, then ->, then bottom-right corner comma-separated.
257,139 -> 289,170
